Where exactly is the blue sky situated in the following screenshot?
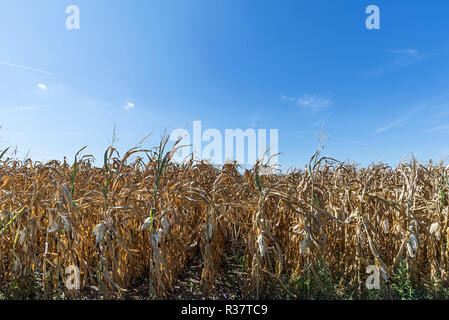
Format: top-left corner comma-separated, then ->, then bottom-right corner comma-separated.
0,0 -> 448,168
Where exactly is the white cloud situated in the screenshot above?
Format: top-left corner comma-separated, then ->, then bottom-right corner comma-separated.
281,93 -> 332,110
297,93 -> 332,110
280,95 -> 296,103
37,83 -> 48,91
124,102 -> 135,110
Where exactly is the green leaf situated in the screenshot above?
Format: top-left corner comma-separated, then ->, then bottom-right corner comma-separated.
255,168 -> 263,195
0,207 -> 25,237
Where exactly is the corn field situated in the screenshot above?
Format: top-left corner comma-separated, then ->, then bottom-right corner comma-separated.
0,139 -> 448,299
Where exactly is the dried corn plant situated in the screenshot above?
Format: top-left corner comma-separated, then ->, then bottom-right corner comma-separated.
0,140 -> 449,299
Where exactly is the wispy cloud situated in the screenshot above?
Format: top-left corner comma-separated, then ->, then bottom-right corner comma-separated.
249,113 -> 261,127
0,60 -> 63,77
298,93 -> 332,109
280,95 -> 296,103
364,49 -> 447,77
37,83 -> 48,91
124,102 -> 135,110
425,124 -> 449,134
11,105 -> 42,111
372,94 -> 449,134
331,136 -> 368,147
386,49 -> 426,66
281,93 -> 332,111
372,118 -> 404,134
423,94 -> 449,124
372,104 -> 425,134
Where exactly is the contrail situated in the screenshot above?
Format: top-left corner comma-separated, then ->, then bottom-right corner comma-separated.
0,60 -> 63,77
332,136 -> 368,147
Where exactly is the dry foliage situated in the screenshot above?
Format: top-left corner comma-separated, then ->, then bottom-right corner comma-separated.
0,141 -> 448,299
